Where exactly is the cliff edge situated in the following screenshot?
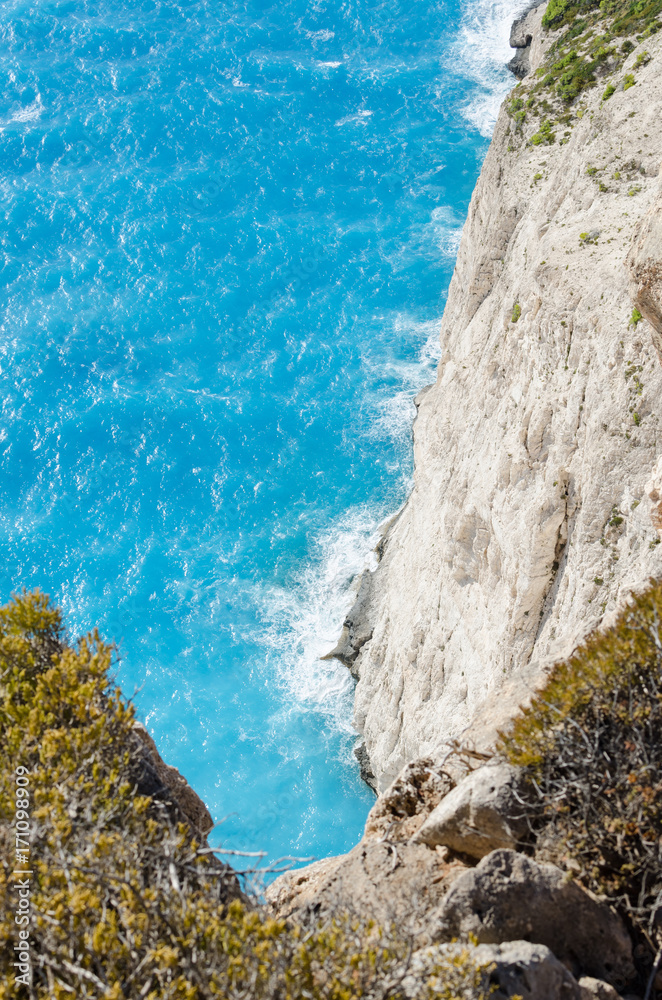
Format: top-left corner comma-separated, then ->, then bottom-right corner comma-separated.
344,4 -> 662,790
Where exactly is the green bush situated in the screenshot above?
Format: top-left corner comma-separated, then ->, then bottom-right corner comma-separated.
500,581 -> 662,959
602,82 -> 616,98
543,0 -> 578,29
0,591 -> 492,1000
530,119 -> 556,145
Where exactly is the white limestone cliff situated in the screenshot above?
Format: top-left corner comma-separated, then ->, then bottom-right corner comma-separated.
345,7 -> 662,790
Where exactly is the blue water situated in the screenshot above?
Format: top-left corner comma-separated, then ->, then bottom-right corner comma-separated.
0,0 -> 521,870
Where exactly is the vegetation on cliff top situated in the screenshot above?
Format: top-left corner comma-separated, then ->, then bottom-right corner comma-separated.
500,580 -> 662,977
0,590 -> 493,999
506,0 -> 661,146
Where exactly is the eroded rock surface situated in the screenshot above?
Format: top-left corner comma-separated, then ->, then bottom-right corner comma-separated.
578,977 -> 624,1000
344,6 -> 662,792
431,849 -> 634,988
413,762 -> 529,859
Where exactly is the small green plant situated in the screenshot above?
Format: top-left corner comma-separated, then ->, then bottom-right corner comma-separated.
586,164 -> 598,175
512,303 -> 522,323
623,72 -> 635,89
630,307 -> 642,326
531,119 -> 555,145
602,82 -> 616,99
613,169 -> 621,179
628,185 -> 642,196
542,0 -> 575,30
634,50 -> 650,67
533,172 -> 543,182
633,411 -> 641,425
594,576 -> 604,585
579,231 -> 589,241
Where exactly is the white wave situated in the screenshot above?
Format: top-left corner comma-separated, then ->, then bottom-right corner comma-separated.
306,28 -> 335,42
367,316 -> 442,450
427,205 -> 464,258
451,0 -> 535,136
317,61 -> 342,68
254,316 -> 442,742
4,97 -> 43,126
256,512 -> 382,734
335,109 -> 373,127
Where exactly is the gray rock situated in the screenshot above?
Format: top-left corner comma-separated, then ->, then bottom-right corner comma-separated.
321,569 -> 374,676
509,0 -> 547,46
508,1 -> 546,78
412,762 -> 529,859
354,740 -> 377,792
265,839 -> 467,943
508,47 -> 531,80
405,940 -> 582,1000
431,849 -> 634,989
578,977 -> 624,1000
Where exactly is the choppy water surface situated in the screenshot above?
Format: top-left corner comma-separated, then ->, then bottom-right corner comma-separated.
0,0 -> 524,865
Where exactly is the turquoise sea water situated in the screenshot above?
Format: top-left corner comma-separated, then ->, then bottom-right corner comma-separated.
0,0 -> 522,869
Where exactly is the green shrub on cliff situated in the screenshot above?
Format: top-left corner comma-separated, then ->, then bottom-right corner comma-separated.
500,580 -> 662,961
0,591 -> 492,1000
506,0 -> 662,149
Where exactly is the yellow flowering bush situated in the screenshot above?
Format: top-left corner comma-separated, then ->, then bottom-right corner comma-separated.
0,591 -> 491,999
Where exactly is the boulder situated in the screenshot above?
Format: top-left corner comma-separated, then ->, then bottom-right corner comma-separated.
430,849 -> 634,989
364,757 -> 453,841
578,977 -> 623,1000
412,762 -> 529,859
321,569 -> 375,677
405,940 -> 583,1000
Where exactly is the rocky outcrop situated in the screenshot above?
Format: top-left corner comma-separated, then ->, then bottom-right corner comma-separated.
269,758 -> 636,989
342,3 -> 662,794
578,978 -> 624,1000
406,940 -> 587,1000
507,1 -> 546,79
430,849 -> 634,988
321,570 -> 377,676
412,762 -> 529,859
645,455 -> 662,532
133,721 -> 214,837
626,184 -> 662,350
266,758 -> 471,938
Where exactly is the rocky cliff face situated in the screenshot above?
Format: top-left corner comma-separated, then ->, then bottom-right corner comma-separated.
345,7 -> 662,791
